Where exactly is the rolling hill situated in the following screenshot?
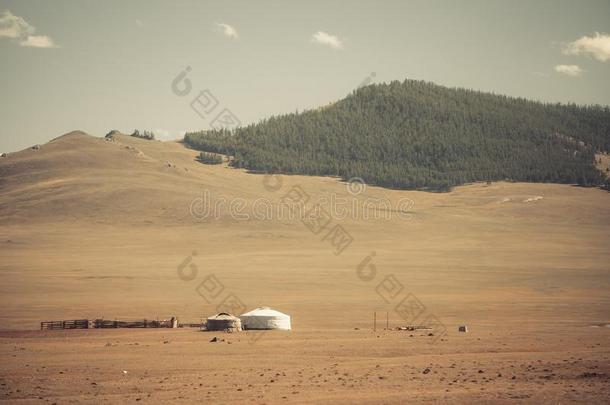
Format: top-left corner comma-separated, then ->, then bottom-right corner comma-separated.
185,79 -> 610,191
1,130 -> 609,403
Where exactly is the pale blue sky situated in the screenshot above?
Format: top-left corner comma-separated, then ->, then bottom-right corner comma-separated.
1,0 -> 609,152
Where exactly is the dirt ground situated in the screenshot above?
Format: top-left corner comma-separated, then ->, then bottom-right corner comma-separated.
1,326 -> 609,404
0,132 -> 609,403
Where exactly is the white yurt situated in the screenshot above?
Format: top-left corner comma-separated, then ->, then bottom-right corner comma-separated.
205,313 -> 242,332
240,307 -> 291,330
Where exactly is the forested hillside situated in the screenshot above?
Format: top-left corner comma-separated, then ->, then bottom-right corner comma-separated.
184,79 -> 610,191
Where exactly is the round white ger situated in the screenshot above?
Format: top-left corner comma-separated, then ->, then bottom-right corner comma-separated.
239,307 -> 291,330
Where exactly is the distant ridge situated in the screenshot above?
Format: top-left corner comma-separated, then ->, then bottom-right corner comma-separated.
185,79 -> 610,191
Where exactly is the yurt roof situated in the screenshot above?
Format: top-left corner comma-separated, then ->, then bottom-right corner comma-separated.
207,312 -> 239,320
240,307 -> 289,318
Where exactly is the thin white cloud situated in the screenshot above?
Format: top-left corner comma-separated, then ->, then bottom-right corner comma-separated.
0,10 -> 58,48
562,32 -> 610,62
214,23 -> 238,40
554,64 -> 584,77
0,10 -> 34,38
20,35 -> 57,48
135,19 -> 144,28
311,31 -> 343,50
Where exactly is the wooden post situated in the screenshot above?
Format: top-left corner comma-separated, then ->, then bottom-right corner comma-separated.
373,311 -> 377,331
386,312 -> 389,330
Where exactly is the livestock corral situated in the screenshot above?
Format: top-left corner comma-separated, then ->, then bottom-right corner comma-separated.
40,317 -> 179,330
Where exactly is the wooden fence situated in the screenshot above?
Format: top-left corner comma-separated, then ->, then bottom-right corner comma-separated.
178,323 -> 203,328
40,317 -> 179,330
93,319 -> 172,328
41,319 -> 90,330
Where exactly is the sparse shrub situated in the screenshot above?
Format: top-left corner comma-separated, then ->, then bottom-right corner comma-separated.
105,130 -> 120,139
131,130 -> 155,140
196,152 -> 223,165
